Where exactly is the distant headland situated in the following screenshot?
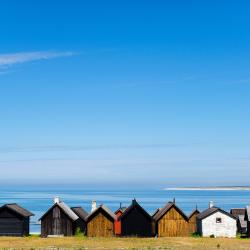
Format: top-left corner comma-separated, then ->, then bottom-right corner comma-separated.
164,186 -> 250,191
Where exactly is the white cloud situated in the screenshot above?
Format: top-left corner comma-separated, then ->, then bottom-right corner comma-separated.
0,51 -> 75,67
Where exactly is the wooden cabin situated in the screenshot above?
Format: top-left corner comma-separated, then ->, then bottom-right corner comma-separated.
114,205 -> 127,235
0,203 -> 33,236
119,199 -> 152,237
40,198 -> 87,237
230,208 -> 247,234
188,208 -> 200,234
86,205 -> 116,237
153,202 -> 189,237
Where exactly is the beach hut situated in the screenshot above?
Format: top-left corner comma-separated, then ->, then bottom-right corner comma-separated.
71,207 -> 89,234
114,204 -> 127,235
188,207 -> 200,234
153,201 -> 189,237
230,208 -> 246,234
197,202 -> 237,238
0,203 -> 33,236
119,199 -> 152,237
40,197 -> 87,237
86,204 -> 116,237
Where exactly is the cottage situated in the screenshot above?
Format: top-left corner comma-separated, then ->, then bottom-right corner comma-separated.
230,208 -> 246,234
40,197 -> 87,237
86,204 -> 116,237
114,204 -> 127,235
0,203 -> 33,236
188,208 -> 200,234
119,199 -> 152,237
153,201 -> 189,237
197,203 -> 237,238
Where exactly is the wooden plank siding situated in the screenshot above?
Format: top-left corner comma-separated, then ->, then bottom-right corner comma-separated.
87,211 -> 114,237
157,206 -> 189,237
188,210 -> 200,234
0,205 -> 32,237
41,206 -> 75,237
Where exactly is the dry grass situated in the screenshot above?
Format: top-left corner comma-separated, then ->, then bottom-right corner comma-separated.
0,235 -> 250,249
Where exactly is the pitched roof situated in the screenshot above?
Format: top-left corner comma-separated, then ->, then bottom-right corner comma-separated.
197,207 -> 236,220
245,206 -> 250,221
86,204 -> 116,222
1,203 -> 34,217
152,208 -> 161,218
230,208 -> 246,217
115,207 -> 127,214
153,202 -> 188,222
188,209 -> 200,220
239,215 -> 247,229
119,199 -> 152,221
71,207 -> 88,221
39,201 -> 79,221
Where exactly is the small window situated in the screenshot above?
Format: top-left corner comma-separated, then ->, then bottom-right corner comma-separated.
216,217 -> 222,223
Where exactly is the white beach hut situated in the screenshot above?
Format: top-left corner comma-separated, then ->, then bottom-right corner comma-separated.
197,202 -> 237,238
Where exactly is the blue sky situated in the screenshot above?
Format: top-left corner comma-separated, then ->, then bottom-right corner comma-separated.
0,1 -> 250,187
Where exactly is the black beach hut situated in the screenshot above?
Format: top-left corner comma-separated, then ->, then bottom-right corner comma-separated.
0,203 -> 34,236
119,199 -> 152,237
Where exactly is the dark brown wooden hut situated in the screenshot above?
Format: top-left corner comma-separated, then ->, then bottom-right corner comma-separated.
86,205 -> 116,237
153,202 -> 189,237
188,208 -> 200,234
0,204 -> 33,236
40,200 -> 87,237
119,199 -> 152,237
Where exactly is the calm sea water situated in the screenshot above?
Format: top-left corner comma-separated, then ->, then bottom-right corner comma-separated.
0,184 -> 250,233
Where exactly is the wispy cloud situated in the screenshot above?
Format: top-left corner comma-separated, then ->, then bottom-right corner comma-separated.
0,143 -> 185,154
0,51 -> 76,67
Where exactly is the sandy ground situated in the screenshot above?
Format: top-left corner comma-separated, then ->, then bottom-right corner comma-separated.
0,236 -> 250,249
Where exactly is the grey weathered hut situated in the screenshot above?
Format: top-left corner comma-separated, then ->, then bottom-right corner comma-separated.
230,208 -> 246,234
0,203 -> 33,236
40,198 -> 87,237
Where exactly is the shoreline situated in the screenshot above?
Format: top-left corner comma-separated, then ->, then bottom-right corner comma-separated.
164,187 -> 250,191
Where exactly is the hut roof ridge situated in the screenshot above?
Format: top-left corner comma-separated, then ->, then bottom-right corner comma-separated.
1,203 -> 34,217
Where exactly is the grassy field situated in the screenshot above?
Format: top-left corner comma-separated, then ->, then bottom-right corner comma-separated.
0,236 -> 250,250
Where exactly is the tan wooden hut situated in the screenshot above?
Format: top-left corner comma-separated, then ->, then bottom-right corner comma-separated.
153,201 -> 189,237
86,205 -> 116,237
188,208 -> 200,234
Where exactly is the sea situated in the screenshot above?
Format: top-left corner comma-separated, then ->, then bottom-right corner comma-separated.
0,183 -> 250,234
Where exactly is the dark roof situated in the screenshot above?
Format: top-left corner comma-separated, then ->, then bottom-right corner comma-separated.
197,207 -> 236,221
230,208 -> 246,217
152,208 -> 161,218
86,205 -> 116,222
1,203 -> 34,217
115,207 -> 127,214
119,199 -> 152,221
39,201 -> 79,221
71,207 -> 88,221
153,202 -> 188,222
188,209 -> 200,220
